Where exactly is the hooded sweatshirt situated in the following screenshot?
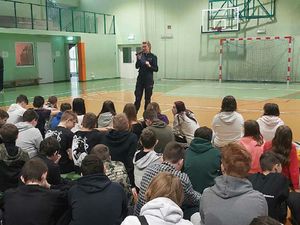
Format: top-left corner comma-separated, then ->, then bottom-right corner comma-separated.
15,122 -> 43,158
122,197 -> 193,225
257,115 -> 284,141
103,129 -> 138,187
97,112 -> 114,128
173,112 -> 200,145
184,137 -> 221,194
212,111 -> 244,148
147,119 -> 174,153
200,175 -> 268,225
68,173 -> 127,225
0,142 -> 29,192
133,150 -> 161,189
6,103 -> 26,124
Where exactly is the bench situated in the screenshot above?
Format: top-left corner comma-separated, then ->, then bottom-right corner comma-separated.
4,77 -> 41,87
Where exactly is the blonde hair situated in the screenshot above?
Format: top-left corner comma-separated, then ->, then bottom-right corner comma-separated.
142,41 -> 151,51
145,172 -> 184,206
113,113 -> 129,131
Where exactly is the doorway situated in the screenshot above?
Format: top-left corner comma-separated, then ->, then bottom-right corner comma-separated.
119,45 -> 141,79
69,44 -> 78,79
37,42 -> 54,84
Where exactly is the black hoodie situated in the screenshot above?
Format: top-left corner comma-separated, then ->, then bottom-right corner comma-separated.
103,129 -> 138,187
68,173 -> 128,225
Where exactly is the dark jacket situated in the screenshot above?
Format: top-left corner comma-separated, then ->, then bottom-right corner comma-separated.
36,154 -> 61,185
3,185 -> 68,225
248,173 -> 289,223
147,119 -> 174,153
184,137 -> 221,194
68,173 -> 127,225
103,130 -> 138,187
0,142 -> 29,192
135,52 -> 158,81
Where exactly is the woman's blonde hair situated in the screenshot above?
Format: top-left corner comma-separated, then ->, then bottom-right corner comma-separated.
145,172 -> 184,206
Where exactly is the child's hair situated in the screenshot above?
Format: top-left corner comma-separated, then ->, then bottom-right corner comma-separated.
99,100 -> 116,116
33,96 -> 45,108
263,103 -> 280,116
82,113 -> 97,129
222,143 -> 252,178
16,94 -> 28,104
60,103 -> 72,112
72,98 -> 86,115
123,103 -> 137,123
0,109 -> 9,119
60,110 -> 77,122
243,120 -> 264,146
146,102 -> 161,114
259,151 -> 281,171
0,123 -> 18,142
194,126 -> 213,141
113,113 -> 129,131
90,144 -> 110,161
174,101 -> 197,123
47,96 -> 58,108
271,125 -> 293,166
140,129 -> 157,149
249,216 -> 281,225
220,95 -> 237,112
21,158 -> 48,183
40,137 -> 60,157
145,172 -> 184,206
23,109 -> 39,122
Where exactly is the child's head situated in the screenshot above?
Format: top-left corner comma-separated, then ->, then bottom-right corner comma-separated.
72,98 -> 86,116
100,100 -> 116,116
60,111 -> 77,129
263,103 -> 280,116
82,113 -> 97,129
60,103 -> 72,112
16,94 -> 28,108
0,109 -> 9,128
47,96 -> 58,108
113,113 -> 129,131
40,137 -> 61,162
123,103 -> 137,122
90,144 -> 111,161
243,120 -> 264,146
259,151 -> 282,173
33,96 -> 45,108
0,123 -> 18,143
23,109 -> 39,125
140,129 -> 157,149
194,126 -> 213,142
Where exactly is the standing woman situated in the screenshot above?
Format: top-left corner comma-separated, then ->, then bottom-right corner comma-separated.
239,120 -> 264,174
123,103 -> 144,140
97,100 -> 116,128
212,95 -> 244,148
172,101 -> 200,145
263,125 -> 299,190
134,41 -> 158,112
72,98 -> 86,133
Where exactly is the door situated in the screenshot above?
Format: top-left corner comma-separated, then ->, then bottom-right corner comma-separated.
69,44 -> 78,78
119,46 -> 141,79
37,42 -> 54,84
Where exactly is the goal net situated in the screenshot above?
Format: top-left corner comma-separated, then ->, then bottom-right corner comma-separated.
219,36 -> 293,83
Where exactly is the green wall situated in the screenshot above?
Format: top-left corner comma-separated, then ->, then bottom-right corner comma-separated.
80,0 -> 300,82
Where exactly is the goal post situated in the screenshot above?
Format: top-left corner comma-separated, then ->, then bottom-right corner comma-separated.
218,36 -> 293,84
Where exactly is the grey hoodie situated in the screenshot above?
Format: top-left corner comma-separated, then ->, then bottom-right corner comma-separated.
97,112 -> 114,128
257,115 -> 284,141
212,111 -> 244,147
200,175 -> 268,225
133,150 -> 161,188
15,122 -> 43,158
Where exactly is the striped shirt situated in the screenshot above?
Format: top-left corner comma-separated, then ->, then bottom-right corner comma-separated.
134,161 -> 201,215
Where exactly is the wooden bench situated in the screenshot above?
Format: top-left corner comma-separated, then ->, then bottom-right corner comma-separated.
4,77 -> 41,87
